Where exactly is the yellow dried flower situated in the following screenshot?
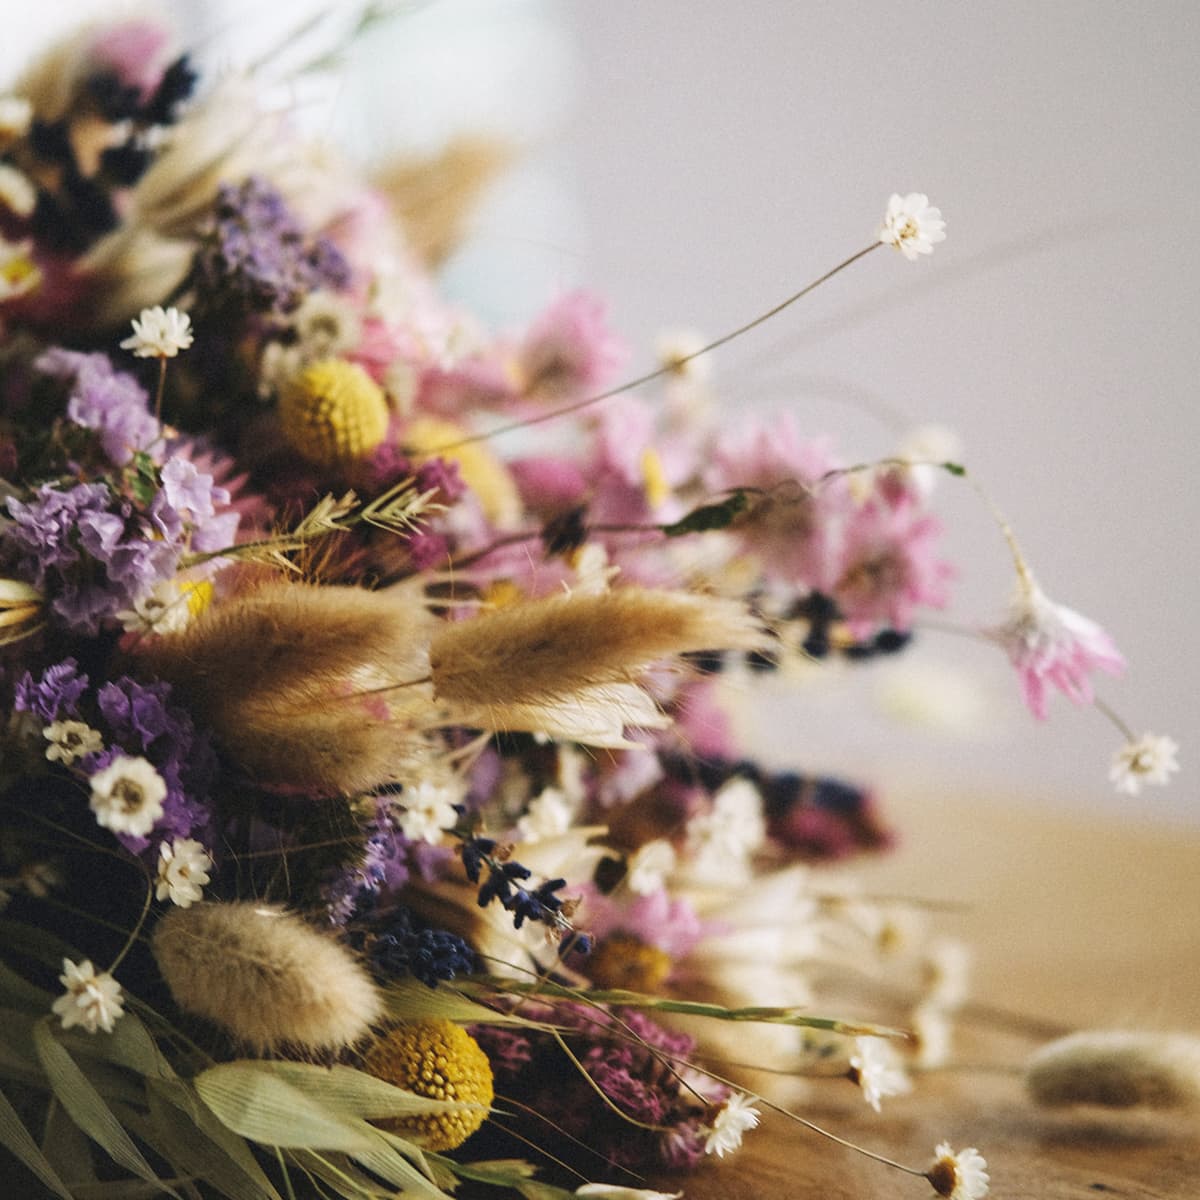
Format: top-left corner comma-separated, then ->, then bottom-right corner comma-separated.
587,933 -> 673,993
279,358 -> 390,467
363,1019 -> 494,1150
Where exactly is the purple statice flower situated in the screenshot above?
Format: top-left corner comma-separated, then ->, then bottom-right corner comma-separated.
150,455 -> 239,553
323,797 -> 412,924
193,176 -> 350,315
13,659 -> 89,724
90,676 -> 217,854
37,348 -> 158,467
3,481 -> 178,634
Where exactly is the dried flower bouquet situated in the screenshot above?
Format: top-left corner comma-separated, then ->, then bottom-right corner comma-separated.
0,11 -> 1178,1200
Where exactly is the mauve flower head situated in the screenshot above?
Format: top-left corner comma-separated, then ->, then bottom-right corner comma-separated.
89,676 -> 216,854
987,576 -> 1125,720
38,348 -> 157,467
517,290 -> 627,402
14,659 -> 89,724
831,495 -> 953,634
150,455 -> 237,553
706,416 -> 849,590
3,481 -> 177,632
194,176 -> 350,315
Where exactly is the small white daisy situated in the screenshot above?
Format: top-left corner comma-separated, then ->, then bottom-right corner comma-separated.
88,755 -> 167,838
0,96 -> 33,141
0,163 -> 36,217
120,305 -> 194,358
702,1091 -> 760,1158
625,838 -> 677,896
655,327 -> 712,383
396,779 -> 461,844
155,838 -> 213,907
849,1035 -> 912,1112
927,1142 -> 990,1199
116,578 -> 194,636
516,786 -> 576,843
43,719 -> 104,766
51,958 -> 125,1035
879,192 -> 946,260
1109,732 -> 1180,796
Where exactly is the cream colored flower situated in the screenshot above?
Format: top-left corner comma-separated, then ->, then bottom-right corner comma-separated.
1109,732 -> 1180,795
51,958 -> 125,1034
625,838 -> 677,895
879,192 -> 946,260
155,838 -> 213,907
120,305 -> 194,358
43,720 -> 103,766
88,755 -> 167,838
0,164 -> 36,217
927,1142 -> 989,1199
703,1091 -> 760,1158
849,1035 -> 912,1111
516,787 -> 577,843
396,779 -> 461,843
0,96 -> 33,142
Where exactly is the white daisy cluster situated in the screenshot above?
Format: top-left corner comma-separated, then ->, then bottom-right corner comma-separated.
88,755 -> 167,838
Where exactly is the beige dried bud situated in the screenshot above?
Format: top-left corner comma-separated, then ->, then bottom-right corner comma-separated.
1026,1031 -> 1200,1110
144,579 -> 434,795
430,587 -> 765,715
152,902 -> 381,1053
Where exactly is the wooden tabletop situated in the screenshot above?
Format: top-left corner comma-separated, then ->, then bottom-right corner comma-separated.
657,786 -> 1200,1199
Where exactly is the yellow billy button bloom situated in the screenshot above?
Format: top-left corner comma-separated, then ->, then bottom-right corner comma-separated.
363,1019 -> 494,1151
279,358 -> 390,467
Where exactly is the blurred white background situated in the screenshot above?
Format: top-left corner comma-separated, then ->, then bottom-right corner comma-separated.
5,1 -> 1196,821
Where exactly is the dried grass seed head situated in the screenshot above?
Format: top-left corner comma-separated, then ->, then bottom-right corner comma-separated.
430,587 -> 766,713
1026,1030 -> 1200,1110
144,579 -> 435,795
152,901 -> 381,1053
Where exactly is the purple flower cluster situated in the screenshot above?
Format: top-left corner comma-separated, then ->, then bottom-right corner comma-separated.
323,797 -> 413,924
150,456 -> 238,554
461,834 -> 585,945
1,451 -> 237,634
193,176 -> 351,315
37,348 -> 157,467
472,1004 -> 713,1173
14,663 -> 217,855
3,482 -> 177,633
13,658 -> 88,723
368,907 -> 476,987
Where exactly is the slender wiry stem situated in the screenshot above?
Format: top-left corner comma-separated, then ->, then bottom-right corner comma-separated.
154,355 -> 168,432
422,243 -> 882,455
107,875 -> 154,973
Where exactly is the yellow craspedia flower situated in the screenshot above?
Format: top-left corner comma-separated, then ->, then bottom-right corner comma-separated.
363,1019 -> 494,1151
402,416 -> 520,527
278,358 -> 390,467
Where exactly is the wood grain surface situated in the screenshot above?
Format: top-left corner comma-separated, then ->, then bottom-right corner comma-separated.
655,787 -> 1200,1199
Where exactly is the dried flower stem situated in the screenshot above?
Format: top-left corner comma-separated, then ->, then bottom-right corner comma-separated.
423,243 -> 882,454
108,876 -> 154,974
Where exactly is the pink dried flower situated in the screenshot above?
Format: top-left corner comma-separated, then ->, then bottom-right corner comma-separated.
987,578 -> 1125,719
516,290 -> 627,401
832,496 -> 953,633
